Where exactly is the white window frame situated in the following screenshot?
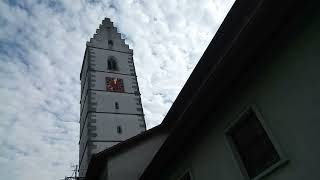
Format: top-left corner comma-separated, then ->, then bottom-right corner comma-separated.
224,105 -> 288,180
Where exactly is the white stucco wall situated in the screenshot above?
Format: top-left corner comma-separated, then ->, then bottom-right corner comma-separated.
99,129 -> 169,180
89,47 -> 134,75
91,113 -> 145,141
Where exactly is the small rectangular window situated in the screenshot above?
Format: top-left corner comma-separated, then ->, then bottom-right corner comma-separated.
117,126 -> 122,134
225,107 -> 286,179
108,40 -> 113,48
115,102 -> 119,109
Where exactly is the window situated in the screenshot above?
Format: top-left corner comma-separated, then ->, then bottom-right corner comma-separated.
108,40 -> 113,48
117,126 -> 122,134
106,77 -> 124,92
225,107 -> 286,179
115,102 -> 119,109
107,57 -> 117,71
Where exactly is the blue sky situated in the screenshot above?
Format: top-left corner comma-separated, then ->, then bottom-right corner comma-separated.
0,0 -> 234,179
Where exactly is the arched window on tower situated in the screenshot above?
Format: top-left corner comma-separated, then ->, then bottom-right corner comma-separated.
107,57 -> 118,71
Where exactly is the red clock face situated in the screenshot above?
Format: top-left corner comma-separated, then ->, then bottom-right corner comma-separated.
106,77 -> 124,92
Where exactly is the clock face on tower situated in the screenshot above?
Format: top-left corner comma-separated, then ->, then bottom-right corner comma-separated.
106,77 -> 124,92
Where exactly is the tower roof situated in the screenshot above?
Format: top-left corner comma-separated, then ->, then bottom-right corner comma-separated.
86,18 -> 133,54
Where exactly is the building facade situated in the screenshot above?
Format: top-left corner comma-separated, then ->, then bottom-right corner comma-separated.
140,0 -> 320,180
79,18 -> 146,177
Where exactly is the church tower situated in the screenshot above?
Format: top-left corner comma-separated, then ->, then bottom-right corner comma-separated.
79,18 -> 146,177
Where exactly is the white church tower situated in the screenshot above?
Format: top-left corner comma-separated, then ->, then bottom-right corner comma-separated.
79,18 -> 146,177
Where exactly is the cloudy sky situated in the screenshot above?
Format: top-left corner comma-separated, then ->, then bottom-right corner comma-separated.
0,0 -> 234,179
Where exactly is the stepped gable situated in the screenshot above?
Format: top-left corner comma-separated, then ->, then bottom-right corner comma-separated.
87,18 -> 133,54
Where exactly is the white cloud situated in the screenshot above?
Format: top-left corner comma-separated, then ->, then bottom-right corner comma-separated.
0,0 -> 234,179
